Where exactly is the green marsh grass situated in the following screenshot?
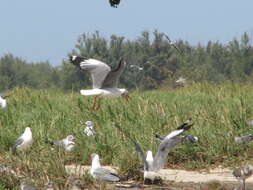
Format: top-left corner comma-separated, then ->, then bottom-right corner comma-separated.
1,83 -> 253,188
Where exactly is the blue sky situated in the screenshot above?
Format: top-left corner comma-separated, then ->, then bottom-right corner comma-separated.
1,0 -> 253,66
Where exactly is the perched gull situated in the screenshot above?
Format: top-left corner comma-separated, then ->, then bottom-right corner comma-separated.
90,153 -> 121,182
175,77 -> 188,86
246,120 -> 253,128
233,166 -> 253,190
0,94 -> 8,109
163,34 -> 184,57
20,183 -> 38,190
234,134 -> 253,144
109,0 -> 120,7
12,127 -> 33,153
66,176 -> 86,190
47,135 -> 76,152
43,181 -> 54,190
70,56 -> 129,110
83,121 -> 96,136
130,65 -> 143,71
114,120 -> 193,184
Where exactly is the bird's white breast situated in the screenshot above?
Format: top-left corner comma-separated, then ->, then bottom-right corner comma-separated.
0,98 -> 7,109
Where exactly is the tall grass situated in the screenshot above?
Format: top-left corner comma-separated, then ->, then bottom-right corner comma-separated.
1,83 -> 253,188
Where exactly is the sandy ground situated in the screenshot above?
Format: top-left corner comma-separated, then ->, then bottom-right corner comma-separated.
65,165 -> 253,189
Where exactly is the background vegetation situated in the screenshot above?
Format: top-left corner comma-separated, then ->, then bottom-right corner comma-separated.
1,84 -> 253,189
1,31 -> 253,92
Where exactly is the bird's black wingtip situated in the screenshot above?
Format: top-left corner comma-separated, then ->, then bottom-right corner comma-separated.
176,118 -> 194,130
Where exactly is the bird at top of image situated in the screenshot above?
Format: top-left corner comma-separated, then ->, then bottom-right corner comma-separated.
69,56 -> 129,111
0,94 -> 9,109
83,120 -> 96,136
90,153 -> 121,182
233,165 -> 253,190
113,119 -> 193,184
12,127 -> 33,153
46,135 -> 76,152
109,0 -> 121,8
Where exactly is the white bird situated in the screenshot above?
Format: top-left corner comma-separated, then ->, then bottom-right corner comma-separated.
90,153 -> 121,182
48,135 -> 76,152
20,183 -> 38,190
83,121 -> 96,136
234,134 -> 253,144
114,120 -> 193,184
0,94 -> 8,109
70,56 -> 129,110
12,127 -> 33,153
163,34 -> 184,57
233,166 -> 253,190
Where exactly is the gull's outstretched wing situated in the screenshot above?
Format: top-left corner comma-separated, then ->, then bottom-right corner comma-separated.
12,137 -> 24,152
93,167 -> 120,182
114,123 -> 149,171
152,135 -> 182,171
152,119 -> 193,171
101,58 -> 126,88
70,56 -> 111,89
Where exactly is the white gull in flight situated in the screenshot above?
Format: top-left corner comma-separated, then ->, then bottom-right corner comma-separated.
70,56 -> 129,110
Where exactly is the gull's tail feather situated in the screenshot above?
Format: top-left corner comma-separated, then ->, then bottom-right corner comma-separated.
45,139 -> 54,146
155,134 -> 165,141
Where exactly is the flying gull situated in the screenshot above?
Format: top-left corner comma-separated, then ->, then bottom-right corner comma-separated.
12,127 -> 33,153
47,135 -> 76,152
90,153 -> 121,182
83,121 -> 96,136
113,120 -> 193,184
0,94 -> 8,109
233,165 -> 253,190
70,56 -> 129,110
163,34 -> 184,57
109,0 -> 121,7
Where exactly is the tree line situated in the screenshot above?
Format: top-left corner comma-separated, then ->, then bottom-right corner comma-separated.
1,30 -> 253,92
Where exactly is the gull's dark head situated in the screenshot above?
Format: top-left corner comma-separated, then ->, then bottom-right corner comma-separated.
69,55 -> 85,66
109,0 -> 120,7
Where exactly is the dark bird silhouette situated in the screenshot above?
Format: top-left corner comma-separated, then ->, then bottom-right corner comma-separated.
109,0 -> 121,8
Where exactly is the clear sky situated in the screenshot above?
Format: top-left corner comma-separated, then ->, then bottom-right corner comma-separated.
1,0 -> 253,66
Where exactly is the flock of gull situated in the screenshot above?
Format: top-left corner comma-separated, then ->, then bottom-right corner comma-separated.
1,54 -> 253,190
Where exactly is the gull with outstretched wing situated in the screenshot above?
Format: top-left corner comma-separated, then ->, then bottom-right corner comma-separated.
70,56 -> 129,110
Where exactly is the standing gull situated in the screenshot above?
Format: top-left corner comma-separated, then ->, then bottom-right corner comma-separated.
70,56 -> 129,110
0,94 -> 8,109
12,127 -> 33,153
47,135 -> 76,152
83,121 -> 96,136
114,120 -> 193,184
90,153 -> 120,182
233,166 -> 253,190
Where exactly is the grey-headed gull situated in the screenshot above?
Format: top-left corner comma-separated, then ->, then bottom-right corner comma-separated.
90,153 -> 120,182
114,120 -> 193,184
70,56 -> 129,110
83,121 -> 96,136
233,166 -> 252,190
12,127 -> 33,153
48,135 -> 76,152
